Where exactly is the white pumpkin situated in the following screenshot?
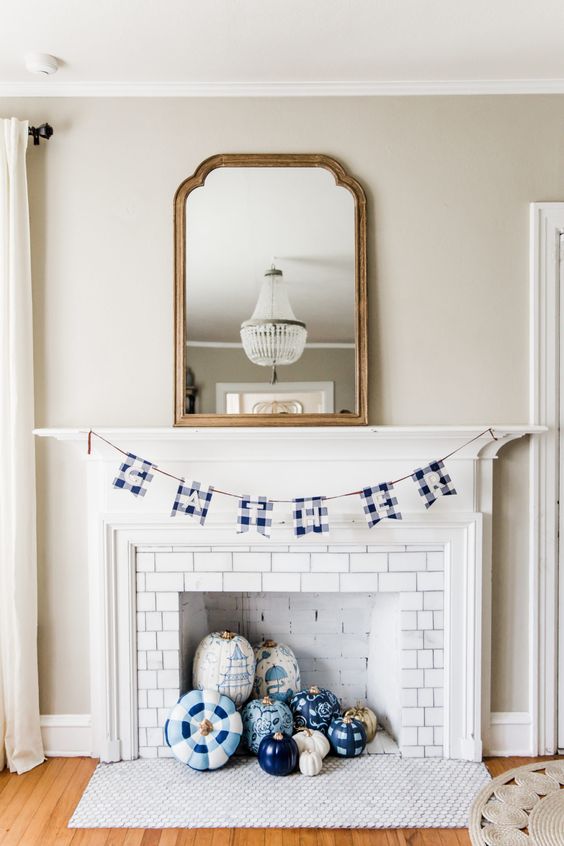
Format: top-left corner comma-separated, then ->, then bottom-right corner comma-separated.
299,749 -> 323,777
253,639 -> 301,703
193,631 -> 255,709
292,727 -> 330,759
343,703 -> 378,742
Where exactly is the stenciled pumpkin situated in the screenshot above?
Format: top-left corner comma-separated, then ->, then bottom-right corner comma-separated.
253,639 -> 301,703
290,685 -> 341,736
258,731 -> 299,776
164,688 -> 243,771
242,695 -> 294,754
328,715 -> 366,758
299,748 -> 323,776
193,630 -> 255,709
343,703 -> 378,742
292,727 -> 330,759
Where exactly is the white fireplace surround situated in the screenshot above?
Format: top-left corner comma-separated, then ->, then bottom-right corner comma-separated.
35,425 -> 542,762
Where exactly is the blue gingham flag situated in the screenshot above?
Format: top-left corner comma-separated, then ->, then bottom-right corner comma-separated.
112,452 -> 155,498
293,497 -> 329,537
171,480 -> 214,525
412,460 -> 457,509
237,495 -> 273,537
360,482 -> 402,528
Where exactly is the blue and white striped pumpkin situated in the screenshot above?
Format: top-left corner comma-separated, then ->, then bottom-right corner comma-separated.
327,715 -> 366,758
253,640 -> 301,703
242,695 -> 294,754
164,688 -> 243,770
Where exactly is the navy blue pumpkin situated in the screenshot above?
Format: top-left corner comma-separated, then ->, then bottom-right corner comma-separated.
327,715 -> 366,757
258,731 -> 298,776
290,685 -> 340,736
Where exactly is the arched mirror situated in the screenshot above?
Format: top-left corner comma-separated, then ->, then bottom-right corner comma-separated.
174,154 -> 367,426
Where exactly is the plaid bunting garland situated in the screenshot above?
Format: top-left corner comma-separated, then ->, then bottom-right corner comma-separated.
293,497 -> 329,537
237,495 -> 273,537
112,453 -> 155,498
411,460 -> 457,509
360,482 -> 402,528
171,480 -> 214,525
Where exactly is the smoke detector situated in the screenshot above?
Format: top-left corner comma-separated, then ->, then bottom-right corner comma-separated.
25,53 -> 59,76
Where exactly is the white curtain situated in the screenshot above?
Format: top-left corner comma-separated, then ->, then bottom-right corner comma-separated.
0,118 -> 44,773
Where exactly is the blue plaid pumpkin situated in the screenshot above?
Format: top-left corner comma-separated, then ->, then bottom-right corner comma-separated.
290,685 -> 340,736
327,715 -> 366,757
164,688 -> 242,770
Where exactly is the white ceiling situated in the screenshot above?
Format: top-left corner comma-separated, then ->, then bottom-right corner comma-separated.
185,166 -> 355,343
2,0 -> 564,95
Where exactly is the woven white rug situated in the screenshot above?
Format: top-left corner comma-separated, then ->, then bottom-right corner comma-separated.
69,756 -> 491,829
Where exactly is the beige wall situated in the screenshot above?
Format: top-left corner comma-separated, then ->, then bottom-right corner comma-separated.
4,95 -> 561,714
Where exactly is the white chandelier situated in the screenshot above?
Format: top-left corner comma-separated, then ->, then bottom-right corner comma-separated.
240,265 -> 307,383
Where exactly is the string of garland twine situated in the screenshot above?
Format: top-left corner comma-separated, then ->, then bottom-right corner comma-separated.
87,426 -> 497,505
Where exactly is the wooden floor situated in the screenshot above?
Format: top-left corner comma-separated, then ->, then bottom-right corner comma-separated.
0,756 -> 559,846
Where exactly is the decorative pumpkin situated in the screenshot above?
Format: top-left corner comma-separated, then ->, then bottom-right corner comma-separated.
164,688 -> 243,771
258,731 -> 299,776
290,685 -> 341,736
327,715 -> 366,758
299,749 -> 323,777
193,630 -> 255,708
253,639 -> 301,703
343,703 -> 378,742
292,727 -> 330,759
242,695 -> 294,754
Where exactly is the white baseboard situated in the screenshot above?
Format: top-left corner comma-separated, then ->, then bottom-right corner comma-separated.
485,712 -> 533,756
40,714 -> 93,757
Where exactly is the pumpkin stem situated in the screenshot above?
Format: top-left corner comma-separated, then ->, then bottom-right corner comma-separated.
296,727 -> 313,736
220,631 -> 235,640
262,696 -> 273,705
263,639 -> 277,648
309,686 -> 320,694
273,732 -> 284,740
199,719 -> 214,736
342,716 -> 353,725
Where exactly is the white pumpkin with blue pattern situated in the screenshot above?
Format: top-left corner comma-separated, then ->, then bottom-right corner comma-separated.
327,715 -> 366,757
242,694 -> 294,754
164,688 -> 243,770
193,630 -> 255,709
253,639 -> 301,703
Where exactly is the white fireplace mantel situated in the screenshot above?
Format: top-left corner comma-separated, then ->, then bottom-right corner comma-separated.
34,424 -> 545,762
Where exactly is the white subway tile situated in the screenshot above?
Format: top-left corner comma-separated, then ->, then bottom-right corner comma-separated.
423,592 -> 444,611
147,651 -> 163,670
417,572 -> 444,592
401,650 -> 417,669
137,592 -> 156,612
423,630 -> 444,650
272,553 -> 310,572
145,572 -> 184,593
400,592 -> 424,611
138,747 -> 158,758
233,553 -> 271,572
157,746 -> 174,758
340,573 -> 380,592
400,746 -> 425,758
289,545 -> 328,553
146,728 -> 165,747
424,669 -> 444,688
223,572 -> 262,592
401,669 -> 424,688
156,592 -> 179,612
136,612 -> 146,632
136,553 -> 155,572
157,708 -> 169,725
434,726 -> 444,745
156,552 -> 193,572
433,650 -> 444,668
401,726 -> 418,745
417,688 -> 434,708
157,631 -> 178,651
136,574 -> 145,592
145,612 -> 162,632
401,630 -> 424,650
137,632 -> 156,651
424,708 -> 444,727
311,553 -> 349,572
263,572 -> 301,592
417,611 -> 433,631
433,611 -> 444,630
417,650 -> 433,669
328,545 -> 367,553
249,546 -> 288,553
401,689 -> 418,707
137,670 -> 157,690
379,572 -> 417,593
418,726 -> 434,746
157,670 -> 179,689
349,553 -> 388,572
163,651 -> 180,670
389,552 -> 426,572
138,727 -> 147,746
163,689 -> 180,707
138,690 -> 148,709
147,689 -> 164,708
434,688 -> 444,707
425,745 -> 443,757
139,708 -> 158,728
426,552 -> 444,571
184,572 -> 223,591
162,611 -> 179,631
193,552 -> 232,572
137,652 -> 147,670
400,611 -> 417,630
402,708 -> 424,727
301,573 -> 340,592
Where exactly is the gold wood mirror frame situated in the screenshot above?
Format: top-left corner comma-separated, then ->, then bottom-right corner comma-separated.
174,153 -> 367,426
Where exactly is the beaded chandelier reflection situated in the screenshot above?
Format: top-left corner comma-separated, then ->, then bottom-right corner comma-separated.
240,265 -> 307,384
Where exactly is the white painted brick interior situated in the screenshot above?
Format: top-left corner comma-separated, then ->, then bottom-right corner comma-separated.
135,546 -> 444,760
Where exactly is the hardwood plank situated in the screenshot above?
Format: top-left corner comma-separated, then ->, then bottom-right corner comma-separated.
352,832 -> 389,845
234,830 -> 262,846
174,832 -> 198,846
32,758 -> 98,846
69,829 -> 111,846
0,759 -> 65,844
123,830 -> 146,846
105,832 -> 129,846
332,832 -> 353,846
0,760 -> 51,831
156,831 -> 180,846
9,757 -> 82,846
141,832 -> 161,846
316,831 -> 336,846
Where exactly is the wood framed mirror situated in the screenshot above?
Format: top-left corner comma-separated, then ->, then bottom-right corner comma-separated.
174,153 -> 367,426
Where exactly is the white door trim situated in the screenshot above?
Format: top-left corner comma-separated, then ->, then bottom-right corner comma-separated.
529,203 -> 564,753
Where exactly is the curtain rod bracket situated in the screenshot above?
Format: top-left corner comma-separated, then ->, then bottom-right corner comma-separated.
28,123 -> 53,146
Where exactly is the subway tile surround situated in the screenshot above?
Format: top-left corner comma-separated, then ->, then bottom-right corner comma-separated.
136,545 -> 445,759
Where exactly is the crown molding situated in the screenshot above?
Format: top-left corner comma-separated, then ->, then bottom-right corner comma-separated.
2,79 -> 564,97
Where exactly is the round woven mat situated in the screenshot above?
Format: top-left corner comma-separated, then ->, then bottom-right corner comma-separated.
469,762 -> 564,846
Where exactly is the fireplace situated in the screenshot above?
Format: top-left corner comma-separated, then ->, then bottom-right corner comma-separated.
33,425 -> 537,763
